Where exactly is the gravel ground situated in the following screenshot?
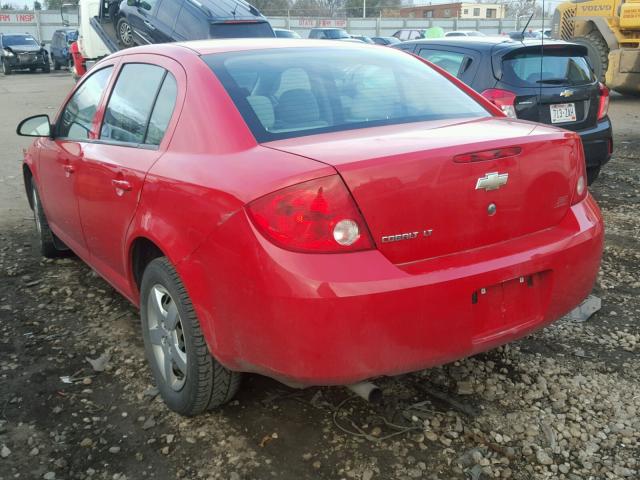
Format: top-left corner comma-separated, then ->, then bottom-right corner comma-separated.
0,73 -> 639,480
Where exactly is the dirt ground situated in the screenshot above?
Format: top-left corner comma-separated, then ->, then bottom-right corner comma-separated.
0,72 -> 638,480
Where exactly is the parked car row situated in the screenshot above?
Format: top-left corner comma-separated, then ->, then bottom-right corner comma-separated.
1,29 -> 79,76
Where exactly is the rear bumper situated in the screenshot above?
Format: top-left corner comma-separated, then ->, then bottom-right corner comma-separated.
578,117 -> 612,169
179,195 -> 603,386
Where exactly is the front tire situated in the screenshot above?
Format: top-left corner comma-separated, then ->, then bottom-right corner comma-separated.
42,63 -> 50,73
31,181 -> 64,258
117,18 -> 135,47
2,59 -> 12,75
140,257 -> 242,416
53,59 -> 61,70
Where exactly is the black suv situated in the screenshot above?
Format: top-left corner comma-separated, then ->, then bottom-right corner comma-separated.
395,37 -> 612,184
116,0 -> 274,47
1,34 -> 50,75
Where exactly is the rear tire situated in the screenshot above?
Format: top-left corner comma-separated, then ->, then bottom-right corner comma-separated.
140,257 -> 242,416
117,18 -> 135,47
53,59 -> 61,70
572,31 -> 609,83
31,181 -> 65,258
587,166 -> 601,185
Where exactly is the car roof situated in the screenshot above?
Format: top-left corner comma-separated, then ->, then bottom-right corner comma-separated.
117,38 -> 388,58
401,37 -> 577,52
194,0 -> 266,20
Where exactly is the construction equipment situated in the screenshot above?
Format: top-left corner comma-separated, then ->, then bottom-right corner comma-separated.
552,0 -> 640,95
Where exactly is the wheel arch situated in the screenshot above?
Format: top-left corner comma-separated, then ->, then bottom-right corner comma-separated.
574,18 -> 619,50
129,236 -> 167,293
23,163 -> 34,210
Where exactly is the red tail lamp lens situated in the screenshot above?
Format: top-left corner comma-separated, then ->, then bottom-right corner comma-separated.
597,82 -> 609,120
481,88 -> 517,118
246,175 -> 374,253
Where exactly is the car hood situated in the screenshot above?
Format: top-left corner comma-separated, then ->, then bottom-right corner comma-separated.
6,45 -> 42,53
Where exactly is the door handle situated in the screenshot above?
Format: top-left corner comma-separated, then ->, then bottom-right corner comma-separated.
143,20 -> 156,30
111,179 -> 132,192
63,164 -> 75,176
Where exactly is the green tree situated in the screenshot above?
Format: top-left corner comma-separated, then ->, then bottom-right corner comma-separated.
34,0 -> 42,9
0,2 -> 15,9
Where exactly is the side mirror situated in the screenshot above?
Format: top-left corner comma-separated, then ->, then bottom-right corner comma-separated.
17,115 -> 52,138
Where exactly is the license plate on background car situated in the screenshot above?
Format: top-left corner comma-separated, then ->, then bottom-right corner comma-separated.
550,103 -> 576,123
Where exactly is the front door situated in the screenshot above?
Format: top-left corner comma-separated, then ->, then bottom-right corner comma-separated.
76,59 -> 180,292
37,65 -> 114,254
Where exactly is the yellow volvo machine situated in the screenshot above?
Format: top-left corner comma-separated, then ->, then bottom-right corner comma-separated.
552,0 -> 640,95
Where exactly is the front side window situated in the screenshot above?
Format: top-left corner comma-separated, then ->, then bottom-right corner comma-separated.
58,66 -> 113,140
100,63 -> 169,144
205,47 -> 489,142
419,49 -> 466,76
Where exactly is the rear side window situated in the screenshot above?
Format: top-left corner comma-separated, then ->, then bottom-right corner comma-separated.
58,66 -> 113,140
100,63 -> 175,145
205,47 -> 489,142
145,74 -> 178,145
501,52 -> 595,87
156,0 -> 182,28
418,49 -> 466,76
174,6 -> 208,39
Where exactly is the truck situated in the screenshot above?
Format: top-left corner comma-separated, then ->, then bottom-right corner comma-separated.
62,0 -> 274,80
551,0 -> 640,95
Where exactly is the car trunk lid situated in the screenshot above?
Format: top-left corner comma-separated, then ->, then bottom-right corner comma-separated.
264,117 -> 581,264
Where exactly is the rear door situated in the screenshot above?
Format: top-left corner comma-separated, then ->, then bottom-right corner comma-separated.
76,55 -> 182,291
129,0 -> 160,44
149,0 -> 182,43
496,44 -> 599,132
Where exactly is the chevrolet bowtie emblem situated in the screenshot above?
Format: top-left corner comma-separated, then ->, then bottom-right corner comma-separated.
560,89 -> 574,98
476,172 -> 509,191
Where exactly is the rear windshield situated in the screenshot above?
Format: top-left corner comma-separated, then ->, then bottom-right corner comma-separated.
204,47 -> 489,142
210,22 -> 274,39
501,51 -> 595,87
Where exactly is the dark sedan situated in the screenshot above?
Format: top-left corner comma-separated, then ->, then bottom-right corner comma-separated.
394,37 -> 612,184
1,34 -> 50,75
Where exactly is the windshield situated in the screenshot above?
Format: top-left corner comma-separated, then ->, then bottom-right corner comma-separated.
325,29 -> 350,39
205,47 -> 489,142
2,35 -> 39,48
502,51 -> 595,87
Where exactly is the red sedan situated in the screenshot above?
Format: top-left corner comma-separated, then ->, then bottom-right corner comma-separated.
18,39 -> 603,416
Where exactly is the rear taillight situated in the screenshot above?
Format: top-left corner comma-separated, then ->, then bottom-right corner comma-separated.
246,175 -> 374,253
597,82 -> 609,120
571,142 -> 588,205
481,89 -> 517,118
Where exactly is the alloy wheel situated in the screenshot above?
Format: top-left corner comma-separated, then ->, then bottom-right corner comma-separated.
119,22 -> 133,46
146,284 -> 188,391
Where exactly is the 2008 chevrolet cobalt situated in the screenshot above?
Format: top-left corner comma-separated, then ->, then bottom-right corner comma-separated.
18,39 -> 603,416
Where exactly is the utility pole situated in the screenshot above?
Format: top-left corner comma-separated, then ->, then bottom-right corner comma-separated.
363,0 -> 366,18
